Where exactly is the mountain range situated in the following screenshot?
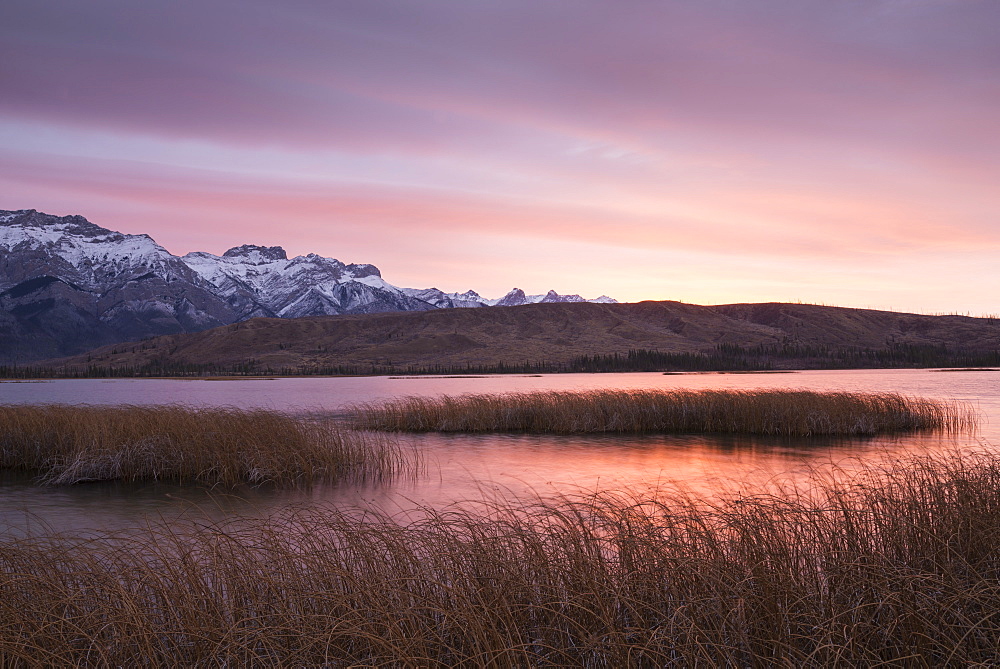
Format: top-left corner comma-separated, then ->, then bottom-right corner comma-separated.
0,209 -> 614,362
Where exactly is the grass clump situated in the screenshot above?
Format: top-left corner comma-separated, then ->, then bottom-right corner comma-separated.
3,450 -> 1000,665
351,388 -> 975,436
0,404 -> 404,486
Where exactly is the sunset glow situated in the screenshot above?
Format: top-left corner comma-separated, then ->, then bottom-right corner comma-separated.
1,0 -> 998,312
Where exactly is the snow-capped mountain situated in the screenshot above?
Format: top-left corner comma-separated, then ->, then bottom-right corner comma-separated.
0,210 -> 240,361
181,250 -> 615,315
0,209 -> 616,361
182,245 -> 435,319
488,288 -> 617,307
399,288 -> 489,309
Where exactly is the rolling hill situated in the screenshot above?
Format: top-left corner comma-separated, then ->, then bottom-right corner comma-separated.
31,300 -> 1000,376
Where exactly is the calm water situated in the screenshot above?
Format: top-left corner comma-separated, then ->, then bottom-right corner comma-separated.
1,369 -> 996,533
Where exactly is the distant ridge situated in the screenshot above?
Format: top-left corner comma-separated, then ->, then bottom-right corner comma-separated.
0,209 -> 615,362
32,300 -> 1000,376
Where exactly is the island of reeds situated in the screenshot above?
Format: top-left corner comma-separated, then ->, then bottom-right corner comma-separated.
3,450 -> 1000,665
350,388 -> 975,436
0,404 -> 405,486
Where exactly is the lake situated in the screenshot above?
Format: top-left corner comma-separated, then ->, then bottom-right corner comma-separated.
1,369 -> 996,533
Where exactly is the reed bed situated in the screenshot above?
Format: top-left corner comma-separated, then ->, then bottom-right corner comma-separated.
3,449 -> 1000,665
0,404 -> 405,486
350,388 -> 976,436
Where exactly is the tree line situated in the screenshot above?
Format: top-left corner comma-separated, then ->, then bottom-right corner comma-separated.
3,341 -> 999,378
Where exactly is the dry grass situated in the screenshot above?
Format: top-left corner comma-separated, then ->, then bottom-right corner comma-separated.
2,450 -> 1000,665
0,404 -> 405,486
351,388 -> 976,436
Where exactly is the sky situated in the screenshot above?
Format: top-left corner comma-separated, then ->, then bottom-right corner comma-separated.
1,0 -> 998,313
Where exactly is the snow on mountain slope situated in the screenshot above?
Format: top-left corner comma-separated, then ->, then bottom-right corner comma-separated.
0,208 -> 618,361
0,209 -> 189,291
185,248 -> 618,317
484,288 -> 612,307
488,288 -> 565,306
183,245 -> 435,318
0,209 -> 240,360
400,287 -> 488,309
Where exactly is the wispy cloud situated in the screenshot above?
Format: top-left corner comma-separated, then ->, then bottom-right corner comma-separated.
1,0 -> 997,311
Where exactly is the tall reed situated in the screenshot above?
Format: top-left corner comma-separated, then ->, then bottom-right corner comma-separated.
351,388 -> 975,435
0,404 -> 405,486
2,450 -> 1000,665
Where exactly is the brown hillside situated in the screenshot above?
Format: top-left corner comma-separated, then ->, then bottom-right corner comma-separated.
42,301 -> 1000,373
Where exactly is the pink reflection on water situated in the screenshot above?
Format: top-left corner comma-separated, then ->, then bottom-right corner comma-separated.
0,369 -> 994,533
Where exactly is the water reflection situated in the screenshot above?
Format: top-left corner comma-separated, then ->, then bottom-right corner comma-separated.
399,428 -> 969,504
0,369 -> 994,534
0,468 -> 425,536
0,426 -> 975,534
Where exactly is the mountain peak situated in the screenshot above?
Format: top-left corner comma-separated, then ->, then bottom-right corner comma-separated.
0,209 -> 111,238
222,244 -> 288,263
0,209 -> 36,224
345,262 -> 381,279
495,288 -> 528,307
541,290 -> 585,303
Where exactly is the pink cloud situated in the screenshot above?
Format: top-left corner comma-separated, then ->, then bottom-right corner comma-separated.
2,0 -> 999,312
